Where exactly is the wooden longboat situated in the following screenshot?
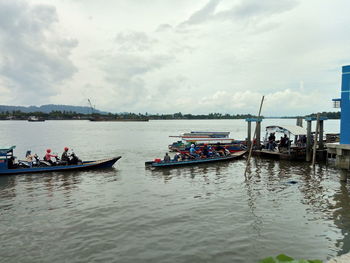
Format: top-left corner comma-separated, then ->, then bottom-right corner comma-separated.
145,150 -> 246,168
0,146 -> 121,175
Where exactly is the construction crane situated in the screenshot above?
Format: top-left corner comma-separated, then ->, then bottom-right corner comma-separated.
87,99 -> 95,115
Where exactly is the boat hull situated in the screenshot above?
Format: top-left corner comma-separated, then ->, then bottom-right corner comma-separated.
146,151 -> 246,168
0,156 -> 121,175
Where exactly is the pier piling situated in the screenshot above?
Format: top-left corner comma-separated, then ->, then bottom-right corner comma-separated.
306,120 -> 312,162
312,113 -> 320,167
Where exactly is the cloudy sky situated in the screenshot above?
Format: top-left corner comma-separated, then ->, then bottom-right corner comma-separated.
0,0 -> 349,115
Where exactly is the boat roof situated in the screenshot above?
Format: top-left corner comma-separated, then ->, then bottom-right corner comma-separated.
266,125 -> 307,135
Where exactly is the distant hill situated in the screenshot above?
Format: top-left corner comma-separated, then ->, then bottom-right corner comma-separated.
0,104 -> 108,114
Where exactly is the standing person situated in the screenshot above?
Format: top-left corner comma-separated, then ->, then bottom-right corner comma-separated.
61,147 -> 70,164
301,135 -> 307,147
44,149 -> 58,165
268,132 -> 276,151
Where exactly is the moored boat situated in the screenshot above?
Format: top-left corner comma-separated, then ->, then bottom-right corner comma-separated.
0,146 -> 121,175
168,131 -> 246,153
89,117 -> 149,122
28,116 -> 45,122
254,125 -> 308,160
145,150 -> 246,168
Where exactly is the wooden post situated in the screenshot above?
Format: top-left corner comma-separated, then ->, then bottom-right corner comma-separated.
247,121 -> 251,148
318,120 -> 324,150
244,96 -> 265,178
295,118 -> 302,144
312,113 -> 320,167
256,121 -> 261,150
296,117 -> 303,127
306,120 -> 312,162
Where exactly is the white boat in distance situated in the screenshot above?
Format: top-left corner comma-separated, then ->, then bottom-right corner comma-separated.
170,131 -> 230,139
28,116 -> 45,122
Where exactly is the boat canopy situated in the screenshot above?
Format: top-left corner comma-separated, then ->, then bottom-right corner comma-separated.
0,146 -> 16,156
265,125 -> 307,136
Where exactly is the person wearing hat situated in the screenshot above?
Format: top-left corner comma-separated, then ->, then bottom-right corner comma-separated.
44,149 -> 58,165
61,147 -> 70,164
189,144 -> 199,158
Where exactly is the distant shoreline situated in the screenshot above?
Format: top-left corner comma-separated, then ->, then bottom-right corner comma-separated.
0,109 -> 340,121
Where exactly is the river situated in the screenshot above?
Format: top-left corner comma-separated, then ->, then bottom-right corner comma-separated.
0,119 -> 348,263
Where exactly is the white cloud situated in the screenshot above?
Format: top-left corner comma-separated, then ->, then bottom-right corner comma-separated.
0,0 -> 77,105
1,0 -> 349,115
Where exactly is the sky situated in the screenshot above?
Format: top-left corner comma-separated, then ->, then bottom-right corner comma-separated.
0,0 -> 349,116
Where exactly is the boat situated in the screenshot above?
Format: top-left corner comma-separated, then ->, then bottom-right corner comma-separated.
168,131 -> 246,153
28,116 -> 45,122
145,150 -> 246,168
173,131 -> 231,139
0,146 -> 121,175
254,125 -> 308,160
89,117 -> 149,122
87,99 -> 149,122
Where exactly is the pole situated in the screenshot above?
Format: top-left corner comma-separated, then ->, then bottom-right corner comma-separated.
312,113 -> 320,167
244,95 -> 265,178
247,121 -> 252,148
256,121 -> 261,150
306,120 -> 312,162
318,120 -> 324,150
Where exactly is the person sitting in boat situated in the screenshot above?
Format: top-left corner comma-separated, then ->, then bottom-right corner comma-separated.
208,146 -> 217,157
25,150 -> 34,168
61,147 -> 70,164
173,152 -> 181,161
201,144 -> 210,158
163,152 -> 171,162
189,144 -> 199,158
44,149 -> 58,165
224,147 -> 231,156
215,142 -> 225,156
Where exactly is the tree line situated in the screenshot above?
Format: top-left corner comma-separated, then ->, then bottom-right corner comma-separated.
0,110 -> 340,120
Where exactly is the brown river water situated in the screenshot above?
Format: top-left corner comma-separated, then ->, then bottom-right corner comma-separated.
0,119 -> 348,263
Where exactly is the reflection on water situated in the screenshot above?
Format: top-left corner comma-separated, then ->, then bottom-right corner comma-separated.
333,182 -> 350,256
147,161 -> 233,183
0,119 -> 349,263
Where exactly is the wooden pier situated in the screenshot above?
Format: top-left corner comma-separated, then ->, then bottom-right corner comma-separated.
246,116 -> 328,162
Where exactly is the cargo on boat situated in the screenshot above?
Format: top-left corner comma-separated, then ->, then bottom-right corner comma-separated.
168,131 -> 246,153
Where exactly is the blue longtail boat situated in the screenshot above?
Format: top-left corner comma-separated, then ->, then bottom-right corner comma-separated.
145,150 -> 246,168
0,146 -> 121,175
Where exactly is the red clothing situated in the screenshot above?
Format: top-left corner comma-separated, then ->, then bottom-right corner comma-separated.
45,153 -> 57,161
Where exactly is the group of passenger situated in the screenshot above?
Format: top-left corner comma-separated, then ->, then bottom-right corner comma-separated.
266,132 -> 290,152
163,143 -> 231,162
24,147 -> 71,167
